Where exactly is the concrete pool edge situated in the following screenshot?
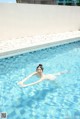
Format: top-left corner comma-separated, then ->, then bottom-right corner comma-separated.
0,31 -> 80,59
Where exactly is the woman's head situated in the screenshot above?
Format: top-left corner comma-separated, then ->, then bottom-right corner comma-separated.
36,64 -> 44,73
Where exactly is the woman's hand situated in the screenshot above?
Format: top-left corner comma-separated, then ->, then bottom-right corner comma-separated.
60,70 -> 70,74
18,81 -> 23,85
18,82 -> 27,87
20,83 -> 27,87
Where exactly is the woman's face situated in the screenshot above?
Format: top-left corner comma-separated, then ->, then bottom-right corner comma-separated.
36,67 -> 43,74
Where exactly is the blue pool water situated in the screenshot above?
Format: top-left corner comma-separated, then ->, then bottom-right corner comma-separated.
0,41 -> 80,119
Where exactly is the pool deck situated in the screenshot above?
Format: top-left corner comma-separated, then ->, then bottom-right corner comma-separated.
0,31 -> 80,58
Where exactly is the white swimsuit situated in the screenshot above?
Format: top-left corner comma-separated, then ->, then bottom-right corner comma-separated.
45,74 -> 57,80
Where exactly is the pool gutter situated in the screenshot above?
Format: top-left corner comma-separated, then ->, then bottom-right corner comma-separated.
0,31 -> 80,59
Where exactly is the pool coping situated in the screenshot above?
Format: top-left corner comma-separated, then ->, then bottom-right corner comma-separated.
0,31 -> 80,59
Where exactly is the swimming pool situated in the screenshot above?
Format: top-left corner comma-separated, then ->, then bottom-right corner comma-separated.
0,40 -> 80,119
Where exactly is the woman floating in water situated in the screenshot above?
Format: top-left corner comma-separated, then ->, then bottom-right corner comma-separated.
18,64 -> 68,87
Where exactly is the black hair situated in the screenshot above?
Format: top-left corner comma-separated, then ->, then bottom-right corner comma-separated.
36,64 -> 44,71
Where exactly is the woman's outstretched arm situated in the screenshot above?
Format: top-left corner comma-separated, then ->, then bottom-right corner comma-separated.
54,70 -> 69,77
20,78 -> 43,87
18,72 -> 37,85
